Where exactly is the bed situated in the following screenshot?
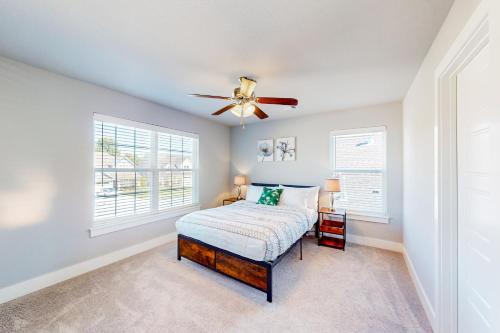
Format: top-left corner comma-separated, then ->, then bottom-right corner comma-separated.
176,183 -> 319,302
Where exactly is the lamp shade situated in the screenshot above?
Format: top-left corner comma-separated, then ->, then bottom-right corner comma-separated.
324,178 -> 341,192
234,175 -> 246,186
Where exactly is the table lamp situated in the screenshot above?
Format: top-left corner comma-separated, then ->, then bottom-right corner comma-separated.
324,178 -> 341,210
234,175 -> 246,200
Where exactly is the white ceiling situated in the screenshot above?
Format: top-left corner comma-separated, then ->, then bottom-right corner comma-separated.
0,0 -> 453,125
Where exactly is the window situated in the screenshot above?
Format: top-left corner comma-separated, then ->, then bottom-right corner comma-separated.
330,127 -> 388,223
92,114 -> 199,236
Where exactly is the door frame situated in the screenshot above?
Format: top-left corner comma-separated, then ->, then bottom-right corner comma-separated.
434,2 -> 489,332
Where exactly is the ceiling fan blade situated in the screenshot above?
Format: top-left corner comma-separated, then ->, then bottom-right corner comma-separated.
239,77 -> 257,98
256,97 -> 298,106
189,94 -> 232,100
212,104 -> 236,116
253,105 -> 269,119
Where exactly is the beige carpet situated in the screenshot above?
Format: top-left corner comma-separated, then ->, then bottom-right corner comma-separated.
0,237 -> 432,333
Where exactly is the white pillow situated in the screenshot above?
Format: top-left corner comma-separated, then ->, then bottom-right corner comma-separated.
279,187 -> 308,208
279,186 -> 320,210
245,185 -> 277,203
306,186 -> 320,210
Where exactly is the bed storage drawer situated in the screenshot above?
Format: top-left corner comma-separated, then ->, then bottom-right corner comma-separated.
179,238 -> 216,268
216,252 -> 268,290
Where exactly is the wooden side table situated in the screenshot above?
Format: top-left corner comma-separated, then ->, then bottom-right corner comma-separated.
317,207 -> 347,250
223,197 -> 240,205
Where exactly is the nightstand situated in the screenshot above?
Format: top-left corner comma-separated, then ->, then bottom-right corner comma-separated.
222,197 -> 240,205
317,207 -> 347,250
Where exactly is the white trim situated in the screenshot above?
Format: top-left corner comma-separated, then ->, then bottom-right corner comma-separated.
329,126 -> 387,137
0,232 -> 177,305
403,247 -> 437,332
347,233 -> 403,252
348,213 -> 390,224
93,114 -> 200,233
90,204 -> 199,237
94,113 -> 199,139
192,139 -> 200,203
434,3 -> 489,333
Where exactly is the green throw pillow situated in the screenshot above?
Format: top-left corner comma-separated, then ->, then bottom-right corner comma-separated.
257,187 -> 283,206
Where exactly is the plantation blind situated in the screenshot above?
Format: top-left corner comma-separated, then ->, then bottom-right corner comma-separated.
94,115 -> 198,222
330,127 -> 387,216
157,132 -> 195,210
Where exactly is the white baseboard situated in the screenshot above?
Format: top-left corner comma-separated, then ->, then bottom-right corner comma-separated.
0,232 -> 177,305
347,233 -> 404,253
402,247 -> 436,332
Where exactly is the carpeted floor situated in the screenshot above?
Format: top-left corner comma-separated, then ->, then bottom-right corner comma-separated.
0,237 -> 432,333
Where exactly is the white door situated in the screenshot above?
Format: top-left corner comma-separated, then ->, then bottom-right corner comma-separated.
456,43 -> 498,332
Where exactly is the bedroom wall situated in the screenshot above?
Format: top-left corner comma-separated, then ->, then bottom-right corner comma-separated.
0,56 -> 231,289
230,102 -> 403,243
402,0 -> 482,321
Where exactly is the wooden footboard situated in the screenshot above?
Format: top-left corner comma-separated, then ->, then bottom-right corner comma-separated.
177,234 -> 274,302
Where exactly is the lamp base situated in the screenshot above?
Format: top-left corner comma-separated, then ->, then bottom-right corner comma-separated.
236,186 -> 242,200
329,192 -> 335,211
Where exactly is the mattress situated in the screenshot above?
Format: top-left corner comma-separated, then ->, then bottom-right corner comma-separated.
176,200 -> 318,262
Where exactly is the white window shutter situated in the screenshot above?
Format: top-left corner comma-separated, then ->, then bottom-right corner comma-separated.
93,115 -> 198,222
331,128 -> 387,217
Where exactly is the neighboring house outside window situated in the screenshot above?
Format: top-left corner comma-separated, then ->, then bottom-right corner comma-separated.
92,114 -> 199,236
330,126 -> 388,223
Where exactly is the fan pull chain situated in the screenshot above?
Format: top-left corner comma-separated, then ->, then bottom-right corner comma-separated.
240,107 -> 245,129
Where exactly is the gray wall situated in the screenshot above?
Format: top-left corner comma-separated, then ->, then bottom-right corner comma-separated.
0,56 -> 230,288
230,102 -> 403,243
402,0 -> 482,315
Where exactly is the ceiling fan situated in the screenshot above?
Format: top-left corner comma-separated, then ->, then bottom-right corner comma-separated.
189,76 -> 298,127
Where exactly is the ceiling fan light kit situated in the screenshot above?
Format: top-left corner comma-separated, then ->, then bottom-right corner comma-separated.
231,103 -> 256,118
189,76 -> 298,128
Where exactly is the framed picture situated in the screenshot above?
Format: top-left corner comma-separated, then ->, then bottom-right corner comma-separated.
275,137 -> 296,161
257,139 -> 274,162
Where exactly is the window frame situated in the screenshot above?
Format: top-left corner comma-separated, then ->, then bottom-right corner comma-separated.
91,114 -> 200,237
329,126 -> 389,224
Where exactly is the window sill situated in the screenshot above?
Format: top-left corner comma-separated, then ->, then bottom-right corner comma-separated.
89,204 -> 200,237
347,212 -> 390,224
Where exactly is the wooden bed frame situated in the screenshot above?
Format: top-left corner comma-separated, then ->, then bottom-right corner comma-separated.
177,183 -> 317,303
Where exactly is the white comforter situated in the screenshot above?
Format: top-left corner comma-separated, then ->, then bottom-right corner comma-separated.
176,201 -> 317,262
